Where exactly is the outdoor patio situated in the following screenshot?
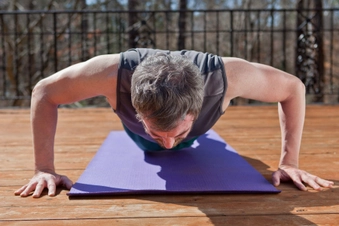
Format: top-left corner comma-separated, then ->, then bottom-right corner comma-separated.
1,105 -> 338,225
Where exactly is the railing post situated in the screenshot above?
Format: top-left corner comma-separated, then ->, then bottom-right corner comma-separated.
53,12 -> 58,73
295,0 -> 324,102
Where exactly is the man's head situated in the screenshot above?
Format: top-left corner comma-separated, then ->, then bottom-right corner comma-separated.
131,53 -> 204,134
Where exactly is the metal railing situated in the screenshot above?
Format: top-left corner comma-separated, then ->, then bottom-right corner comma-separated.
0,9 -> 338,106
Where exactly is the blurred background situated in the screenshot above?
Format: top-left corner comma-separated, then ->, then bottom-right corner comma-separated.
0,0 -> 338,107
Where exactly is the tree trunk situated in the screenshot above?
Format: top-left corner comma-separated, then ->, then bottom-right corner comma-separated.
177,0 -> 187,50
80,0 -> 88,61
128,0 -> 139,48
295,0 -> 324,102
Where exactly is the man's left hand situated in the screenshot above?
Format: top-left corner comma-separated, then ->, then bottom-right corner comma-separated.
272,165 -> 334,191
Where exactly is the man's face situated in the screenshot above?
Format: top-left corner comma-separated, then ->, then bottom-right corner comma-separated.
141,114 -> 195,149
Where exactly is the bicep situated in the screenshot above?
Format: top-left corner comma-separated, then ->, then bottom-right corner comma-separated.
224,58 -> 303,103
33,54 -> 119,105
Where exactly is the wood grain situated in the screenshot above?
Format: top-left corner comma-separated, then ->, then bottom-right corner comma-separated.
1,106 -> 338,225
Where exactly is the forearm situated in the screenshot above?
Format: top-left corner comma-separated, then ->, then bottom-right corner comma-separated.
278,82 -> 306,168
31,82 -> 58,173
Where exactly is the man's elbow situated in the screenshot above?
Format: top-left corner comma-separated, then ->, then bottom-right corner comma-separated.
294,78 -> 306,96
32,80 -> 47,100
281,77 -> 305,103
31,79 -> 56,106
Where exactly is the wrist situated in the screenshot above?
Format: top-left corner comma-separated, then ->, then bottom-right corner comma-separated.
279,153 -> 299,169
35,166 -> 55,174
279,163 -> 298,169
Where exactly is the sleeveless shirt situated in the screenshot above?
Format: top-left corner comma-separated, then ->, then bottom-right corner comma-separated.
115,48 -> 227,149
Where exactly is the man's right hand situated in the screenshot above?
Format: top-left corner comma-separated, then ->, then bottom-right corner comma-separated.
14,171 -> 73,198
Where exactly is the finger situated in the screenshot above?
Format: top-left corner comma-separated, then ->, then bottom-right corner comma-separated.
14,185 -> 27,196
289,173 -> 307,191
303,176 -> 321,191
61,176 -> 73,190
32,180 -> 47,198
315,177 -> 334,188
293,180 -> 307,191
47,179 -> 56,196
20,182 -> 37,197
315,178 -> 334,188
271,171 -> 281,187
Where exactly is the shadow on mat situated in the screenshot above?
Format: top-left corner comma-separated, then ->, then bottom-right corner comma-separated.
142,133 -> 278,193
68,133 -> 338,225
70,133 -> 277,195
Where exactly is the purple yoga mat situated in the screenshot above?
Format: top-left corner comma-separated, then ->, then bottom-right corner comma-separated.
68,130 -> 280,196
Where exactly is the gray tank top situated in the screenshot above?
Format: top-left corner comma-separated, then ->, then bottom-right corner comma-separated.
115,48 -> 227,143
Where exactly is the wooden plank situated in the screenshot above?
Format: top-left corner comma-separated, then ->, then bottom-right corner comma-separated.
1,106 -> 339,225
1,199 -> 339,221
2,185 -> 339,207
1,214 -> 339,226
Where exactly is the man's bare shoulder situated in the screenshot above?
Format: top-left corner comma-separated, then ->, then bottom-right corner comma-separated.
221,57 -> 249,70
88,53 -> 121,64
82,54 -> 121,108
220,57 -> 251,100
83,54 -> 121,73
35,54 -> 121,109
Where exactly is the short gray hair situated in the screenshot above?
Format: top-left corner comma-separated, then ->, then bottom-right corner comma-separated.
131,53 -> 204,131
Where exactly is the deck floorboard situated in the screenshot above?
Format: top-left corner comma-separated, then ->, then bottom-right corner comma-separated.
1,106 -> 338,225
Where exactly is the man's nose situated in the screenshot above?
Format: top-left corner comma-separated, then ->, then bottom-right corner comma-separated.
162,137 -> 175,149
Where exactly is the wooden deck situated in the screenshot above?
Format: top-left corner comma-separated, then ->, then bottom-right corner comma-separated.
1,105 -> 338,225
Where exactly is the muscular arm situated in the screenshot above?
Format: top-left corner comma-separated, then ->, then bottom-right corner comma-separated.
222,57 -> 333,190
15,54 -> 120,197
